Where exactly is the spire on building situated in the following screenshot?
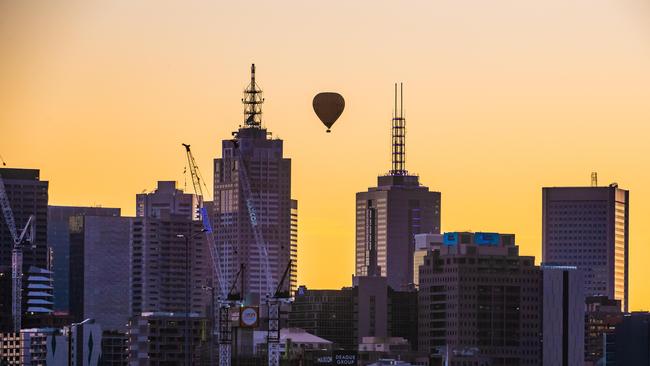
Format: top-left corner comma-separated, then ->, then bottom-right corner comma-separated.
390,83 -> 407,176
242,63 -> 264,128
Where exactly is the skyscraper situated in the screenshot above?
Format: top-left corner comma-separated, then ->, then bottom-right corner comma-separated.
68,214 -> 131,330
0,168 -> 48,274
542,184 -> 629,311
542,265 -> 585,366
355,84 -> 441,290
0,168 -> 48,332
418,232 -> 541,365
47,206 -> 120,312
212,64 -> 296,299
130,181 -> 211,316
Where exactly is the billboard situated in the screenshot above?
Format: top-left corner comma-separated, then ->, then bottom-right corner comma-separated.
239,306 -> 259,328
333,350 -> 357,366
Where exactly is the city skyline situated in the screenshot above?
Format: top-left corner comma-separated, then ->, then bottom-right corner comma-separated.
2,0 -> 650,313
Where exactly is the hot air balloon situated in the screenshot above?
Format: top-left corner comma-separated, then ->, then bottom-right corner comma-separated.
313,92 -> 345,133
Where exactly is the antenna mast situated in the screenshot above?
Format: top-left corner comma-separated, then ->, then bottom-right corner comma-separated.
591,172 -> 598,187
242,64 -> 264,128
390,83 -> 407,176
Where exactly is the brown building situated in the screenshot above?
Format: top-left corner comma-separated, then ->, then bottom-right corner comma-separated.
130,181 -> 211,317
288,278 -> 418,352
212,65 -> 297,299
127,313 -> 212,365
355,85 -> 441,291
418,232 -> 541,366
584,296 -> 623,365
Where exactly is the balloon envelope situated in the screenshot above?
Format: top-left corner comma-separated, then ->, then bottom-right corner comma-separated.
313,92 -> 345,132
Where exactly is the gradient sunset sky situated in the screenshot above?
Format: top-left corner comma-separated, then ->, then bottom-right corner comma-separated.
1,1 -> 649,308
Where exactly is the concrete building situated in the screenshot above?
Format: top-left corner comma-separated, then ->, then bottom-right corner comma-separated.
604,312 -> 650,365
288,280 -> 418,352
24,266 -> 54,316
288,287 -> 356,350
136,181 -> 199,220
130,181 -> 211,316
0,168 -> 49,274
418,232 -> 541,365
0,327 -> 55,365
355,86 -> 440,291
100,330 -> 128,366
542,265 -> 584,366
127,313 -> 211,365
212,64 -> 296,298
68,215 -> 131,331
0,169 -> 49,333
542,184 -> 629,311
585,296 -> 622,365
47,206 -> 120,312
413,233 -> 443,288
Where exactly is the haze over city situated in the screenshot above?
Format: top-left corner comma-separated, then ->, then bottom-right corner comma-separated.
2,0 -> 650,314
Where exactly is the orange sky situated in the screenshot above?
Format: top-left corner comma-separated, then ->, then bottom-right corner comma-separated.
1,0 -> 649,309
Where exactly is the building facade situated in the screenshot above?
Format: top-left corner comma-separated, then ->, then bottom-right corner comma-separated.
418,232 -> 541,365
212,65 -> 296,299
0,169 -> 49,332
413,233 -> 443,288
288,281 -> 418,352
542,265 -> 584,366
0,168 -> 48,273
585,296 -> 622,365
355,85 -> 440,291
127,313 -> 211,365
130,181 -> 211,316
604,312 -> 650,365
542,185 -> 629,311
47,206 -> 120,312
69,215 -> 131,330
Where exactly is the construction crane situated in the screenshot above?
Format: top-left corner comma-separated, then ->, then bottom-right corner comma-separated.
186,139 -> 290,366
234,148 -> 296,366
266,260 -> 293,366
182,144 -> 241,366
0,173 -> 35,332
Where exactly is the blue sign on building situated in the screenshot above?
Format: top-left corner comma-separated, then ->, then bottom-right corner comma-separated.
474,232 -> 500,245
443,232 -> 459,246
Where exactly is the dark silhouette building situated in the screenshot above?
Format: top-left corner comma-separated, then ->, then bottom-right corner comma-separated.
604,312 -> 650,365
288,280 -> 418,352
69,214 -> 131,330
48,205 -> 120,312
585,296 -> 622,365
0,168 -> 49,332
418,232 -> 541,365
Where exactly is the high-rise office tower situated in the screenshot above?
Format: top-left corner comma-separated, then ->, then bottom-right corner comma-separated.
130,181 -> 211,316
48,206 -> 120,312
69,214 -> 131,330
0,168 -> 48,332
213,64 -> 296,298
418,232 -> 541,365
542,184 -> 629,311
355,84 -> 441,290
542,265 -> 585,366
0,168 -> 48,273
